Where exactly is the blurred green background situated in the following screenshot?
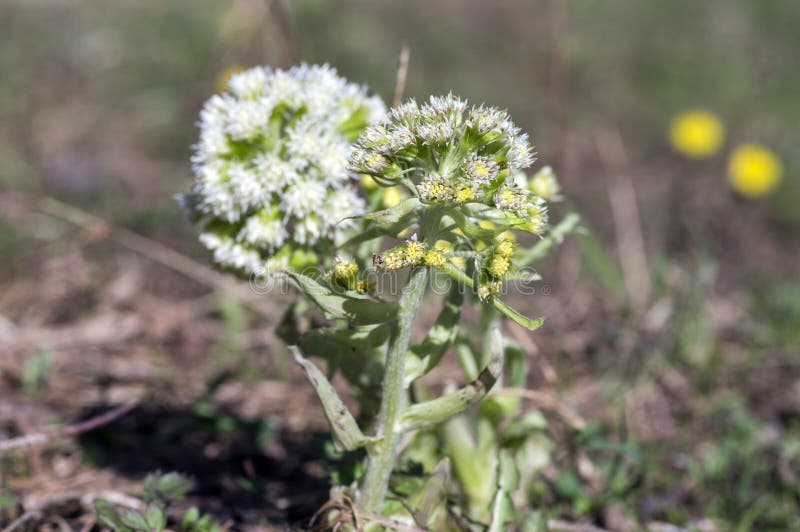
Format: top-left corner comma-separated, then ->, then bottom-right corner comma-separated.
1,0 -> 798,529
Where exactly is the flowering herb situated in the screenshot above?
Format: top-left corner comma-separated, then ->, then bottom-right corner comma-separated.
182,69 -> 580,526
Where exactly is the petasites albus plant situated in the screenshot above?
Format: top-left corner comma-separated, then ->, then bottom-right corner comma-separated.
182,67 -> 580,529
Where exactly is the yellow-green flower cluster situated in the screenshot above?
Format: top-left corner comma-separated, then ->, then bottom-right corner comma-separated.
375,238 -> 423,270
328,257 -> 376,294
423,249 -> 446,268
373,236 -> 447,271
477,237 -> 516,301
330,257 -> 359,288
349,94 -> 541,223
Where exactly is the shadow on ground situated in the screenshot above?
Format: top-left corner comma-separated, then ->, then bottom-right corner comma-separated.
77,402 -> 332,526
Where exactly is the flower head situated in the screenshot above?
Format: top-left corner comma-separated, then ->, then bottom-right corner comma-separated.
728,143 -> 783,198
350,94 -> 545,228
669,109 -> 725,159
181,64 -> 385,273
423,250 -> 446,268
330,257 -> 360,289
528,166 -> 561,200
373,236 -> 429,271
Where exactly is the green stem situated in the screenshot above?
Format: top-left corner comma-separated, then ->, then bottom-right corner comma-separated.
516,212 -> 581,266
357,209 -> 440,514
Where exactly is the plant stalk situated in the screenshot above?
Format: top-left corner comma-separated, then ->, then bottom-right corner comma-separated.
358,208 -> 440,514
358,264 -> 428,513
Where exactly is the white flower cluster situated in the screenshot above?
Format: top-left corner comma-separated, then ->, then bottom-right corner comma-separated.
181,64 -> 385,273
349,94 -> 538,220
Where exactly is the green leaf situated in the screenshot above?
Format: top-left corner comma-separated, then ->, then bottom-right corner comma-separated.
95,499 -> 132,532
441,415 -> 485,502
502,411 -> 549,448
142,472 -> 192,504
399,328 -> 505,433
497,449 -> 519,492
505,269 -> 542,282
339,197 -> 422,247
520,511 -> 549,532
454,337 -> 480,381
504,341 -> 528,389
488,487 -> 513,532
404,287 -> 463,385
182,507 -> 200,526
289,346 -> 374,452
488,451 -> 518,532
120,510 -> 149,531
407,458 -> 451,529
299,325 -> 388,391
182,507 -> 222,532
281,271 -> 399,325
145,504 -> 167,531
491,298 -> 545,331
448,207 -> 503,242
437,263 -> 545,331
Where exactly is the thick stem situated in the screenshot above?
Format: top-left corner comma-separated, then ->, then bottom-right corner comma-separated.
358,208 -> 440,514
358,265 -> 428,513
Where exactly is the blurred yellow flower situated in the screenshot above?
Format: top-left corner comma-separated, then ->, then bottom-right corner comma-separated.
475,220 -> 496,251
360,174 -> 379,190
216,64 -> 246,93
669,110 -> 725,158
728,144 -> 783,198
382,186 -> 403,207
433,240 -> 453,253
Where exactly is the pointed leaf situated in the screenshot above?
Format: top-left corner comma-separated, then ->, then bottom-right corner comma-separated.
488,464 -> 515,532
407,458 -> 451,528
145,504 -> 167,531
290,346 -> 373,452
339,197 -> 422,247
299,325 -> 389,389
400,328 -> 505,433
120,510 -> 149,531
491,298 -> 545,331
281,271 -> 399,325
438,263 -> 545,331
449,208 -> 502,242
505,269 -> 542,282
94,499 -> 131,532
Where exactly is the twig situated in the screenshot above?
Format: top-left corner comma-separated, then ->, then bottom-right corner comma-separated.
0,189 -> 274,316
492,387 -> 586,431
546,0 -> 570,174
267,0 -> 296,67
81,490 -> 143,511
1,509 -> 41,532
594,129 -> 651,311
392,45 -> 410,107
0,400 -> 139,454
